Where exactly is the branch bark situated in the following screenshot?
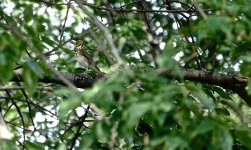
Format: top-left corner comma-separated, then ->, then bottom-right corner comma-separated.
13,68 -> 251,106
159,69 -> 250,106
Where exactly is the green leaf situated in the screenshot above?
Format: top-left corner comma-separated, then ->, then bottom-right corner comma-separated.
212,128 -> 233,150
235,127 -> 251,149
0,53 -> 14,82
0,33 -> 21,82
215,107 -> 230,116
165,136 -> 188,150
58,96 -> 81,119
22,65 -> 39,92
24,5 -> 33,22
192,119 -> 215,138
213,86 -> 232,100
95,122 -> 110,142
203,87 -> 217,102
25,141 -> 44,150
126,102 -> 152,126
26,59 -> 44,78
56,89 -> 82,118
41,36 -> 57,47
198,15 -> 232,41
20,55 -> 46,84
192,85 -> 215,110
57,144 -> 67,150
0,139 -> 17,150
248,78 -> 251,95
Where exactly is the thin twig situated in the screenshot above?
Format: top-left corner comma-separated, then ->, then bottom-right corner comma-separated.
1,85 -> 56,117
37,0 -> 68,6
70,6 -> 114,66
136,1 -> 159,68
59,1 -> 72,43
75,0 -> 124,66
77,1 -> 212,14
0,96 -> 12,99
5,90 -> 25,148
15,26 -> 102,70
89,31 -> 114,65
69,105 -> 90,150
0,85 -> 53,91
3,103 -> 14,118
194,1 -> 207,19
15,82 -> 36,130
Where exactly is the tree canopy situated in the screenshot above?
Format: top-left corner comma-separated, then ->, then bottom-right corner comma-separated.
1,0 -> 251,149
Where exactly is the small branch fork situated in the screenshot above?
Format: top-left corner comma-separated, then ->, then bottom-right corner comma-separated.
69,105 -> 90,150
5,90 -> 25,149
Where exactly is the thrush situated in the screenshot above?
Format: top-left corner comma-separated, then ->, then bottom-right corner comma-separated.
74,40 -> 103,76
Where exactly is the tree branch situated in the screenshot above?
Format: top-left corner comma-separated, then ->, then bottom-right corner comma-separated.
12,71 -> 98,89
76,1 -> 212,14
159,69 -> 251,106
0,21 -> 78,91
13,68 -> 251,106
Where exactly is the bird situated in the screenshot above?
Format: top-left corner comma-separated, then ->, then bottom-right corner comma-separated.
74,40 -> 103,77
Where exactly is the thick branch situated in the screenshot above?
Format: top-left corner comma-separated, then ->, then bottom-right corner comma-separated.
159,69 -> 248,89
12,72 -> 98,89
13,69 -> 251,106
159,69 -> 251,106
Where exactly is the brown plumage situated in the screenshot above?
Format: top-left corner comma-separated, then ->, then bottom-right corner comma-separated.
74,40 -> 103,76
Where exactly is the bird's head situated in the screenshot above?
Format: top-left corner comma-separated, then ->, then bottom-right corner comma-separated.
74,40 -> 83,51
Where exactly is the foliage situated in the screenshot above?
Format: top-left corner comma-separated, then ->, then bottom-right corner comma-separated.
0,0 -> 251,149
